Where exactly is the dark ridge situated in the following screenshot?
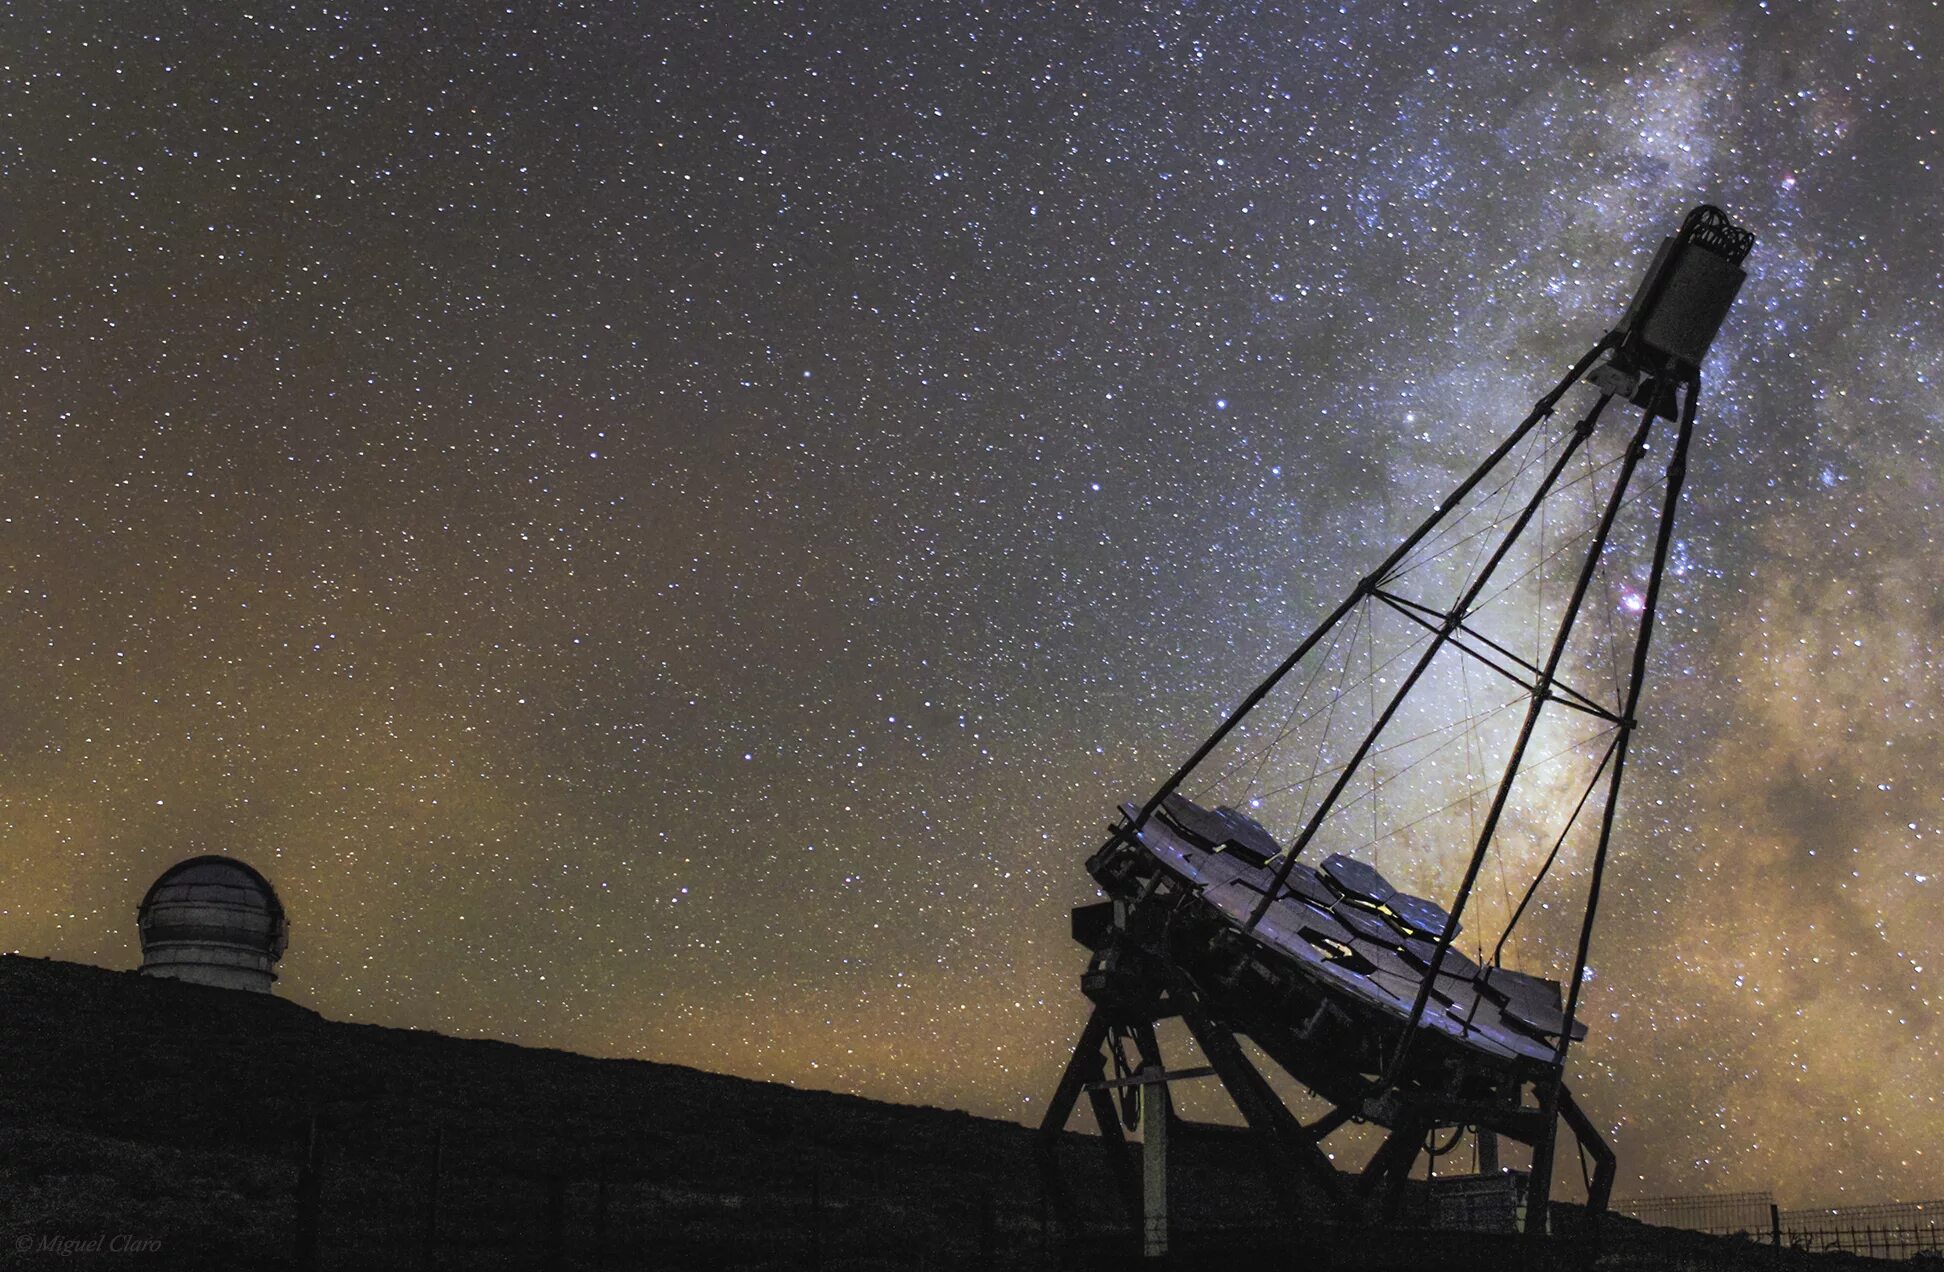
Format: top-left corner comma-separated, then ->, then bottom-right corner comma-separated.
0,955 -> 1887,1270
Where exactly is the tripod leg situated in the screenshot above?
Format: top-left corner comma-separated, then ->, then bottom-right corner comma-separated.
1087,1062 -> 1143,1221
1557,1085 -> 1615,1217
1176,991 -> 1342,1213
1039,1008 -> 1111,1139
1130,1021 -> 1172,1122
1037,1009 -> 1113,1237
1358,1116 -> 1429,1223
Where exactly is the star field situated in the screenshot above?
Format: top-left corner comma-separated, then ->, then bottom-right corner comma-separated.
3,2 -> 1941,1206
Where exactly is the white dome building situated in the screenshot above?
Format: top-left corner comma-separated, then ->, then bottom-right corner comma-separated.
137,856 -> 289,993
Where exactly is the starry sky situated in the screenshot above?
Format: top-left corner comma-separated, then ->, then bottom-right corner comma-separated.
3,0 -> 1941,1207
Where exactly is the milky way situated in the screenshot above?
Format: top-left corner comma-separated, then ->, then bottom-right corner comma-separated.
3,2 -> 1940,1206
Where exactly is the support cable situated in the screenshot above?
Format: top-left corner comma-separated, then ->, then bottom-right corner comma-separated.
1243,389 -> 1615,934
1130,334 -> 1618,837
1489,730 -> 1621,969
1344,724 -> 1617,858
1225,628 -> 1348,799
1528,369 -> 1703,1223
1374,388 -> 1661,1093
1390,400 -> 1559,585
1386,444 -> 1627,586
1248,695 -> 1526,811
1287,602 -> 1369,828
1190,616 -> 1356,802
1370,588 -> 1620,722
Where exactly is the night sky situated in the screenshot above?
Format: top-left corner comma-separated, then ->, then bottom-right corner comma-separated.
4,2 -> 1941,1206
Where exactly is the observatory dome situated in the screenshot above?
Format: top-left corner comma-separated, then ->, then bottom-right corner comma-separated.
137,856 -> 289,994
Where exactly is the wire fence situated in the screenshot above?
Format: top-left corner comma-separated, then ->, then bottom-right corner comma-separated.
1614,1191 -> 1779,1240
1778,1200 -> 1944,1261
1616,1190 -> 1944,1262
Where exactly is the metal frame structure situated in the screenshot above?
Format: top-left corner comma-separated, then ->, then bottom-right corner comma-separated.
1040,206 -> 1753,1241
